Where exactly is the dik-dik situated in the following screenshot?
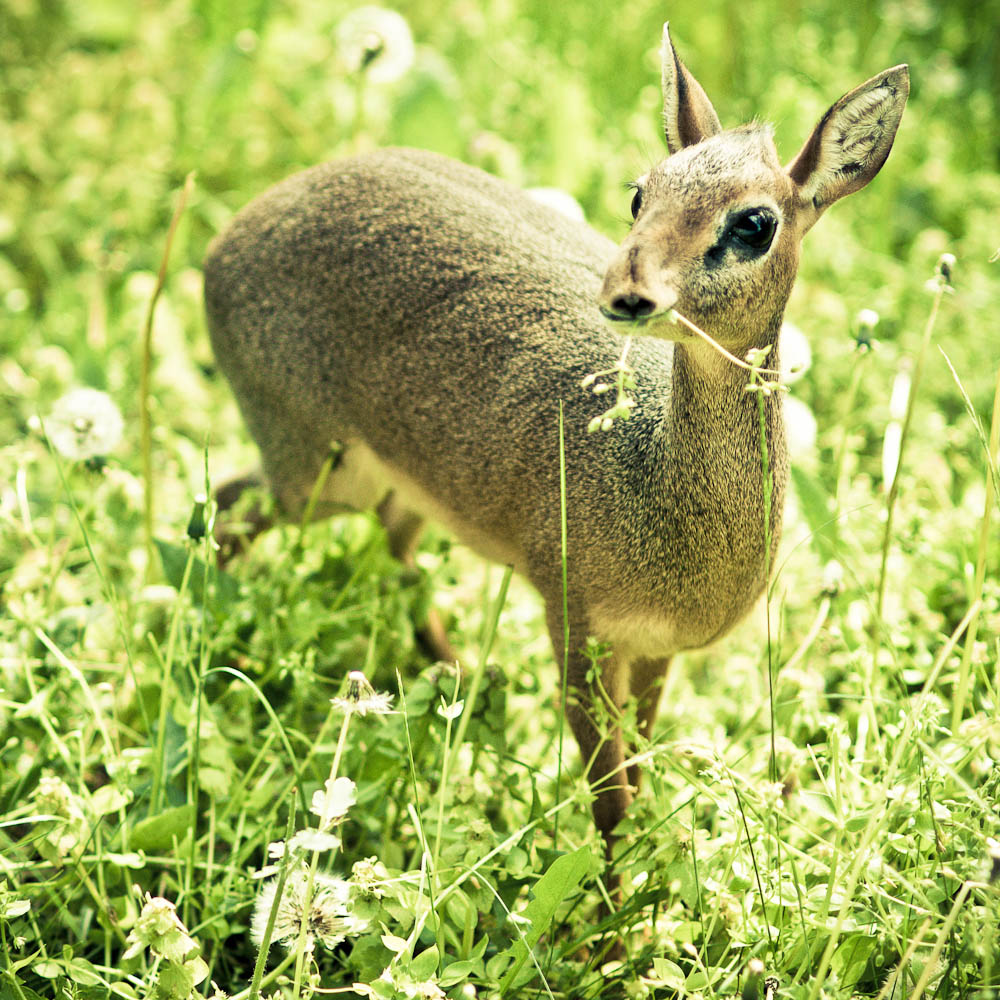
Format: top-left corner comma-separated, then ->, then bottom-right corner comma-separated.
204,25 -> 908,857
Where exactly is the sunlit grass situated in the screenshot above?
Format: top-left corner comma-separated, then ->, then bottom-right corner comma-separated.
1,0 -> 998,997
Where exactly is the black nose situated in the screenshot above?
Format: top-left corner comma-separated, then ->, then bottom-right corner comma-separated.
607,292 -> 656,320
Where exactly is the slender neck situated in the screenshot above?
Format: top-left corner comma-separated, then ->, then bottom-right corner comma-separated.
669,331 -> 788,546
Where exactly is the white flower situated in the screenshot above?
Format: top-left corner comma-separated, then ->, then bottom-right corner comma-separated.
374,969 -> 447,1000
123,893 -> 207,982
42,388 -> 124,461
351,856 -> 388,898
290,829 -> 342,854
331,671 -> 394,716
250,870 -> 365,952
525,187 -> 586,223
310,776 -> 357,828
783,396 -> 817,458
406,982 -> 446,1000
335,7 -> 414,84
856,308 -> 880,331
778,321 -> 811,384
437,698 -> 464,722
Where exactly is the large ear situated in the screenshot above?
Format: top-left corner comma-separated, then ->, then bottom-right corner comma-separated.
661,23 -> 722,154
788,65 -> 909,228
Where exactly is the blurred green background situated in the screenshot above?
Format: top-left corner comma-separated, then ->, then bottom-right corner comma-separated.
1,2 -> 998,991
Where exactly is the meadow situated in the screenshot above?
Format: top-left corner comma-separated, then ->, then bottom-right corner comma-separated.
1,0 -> 999,996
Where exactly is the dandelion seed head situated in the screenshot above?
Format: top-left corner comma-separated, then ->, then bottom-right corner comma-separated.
250,869 -> 365,952
331,671 -> 394,716
44,388 -> 124,461
336,7 -> 414,84
783,396 -> 817,458
778,321 -> 810,384
856,308 -> 880,331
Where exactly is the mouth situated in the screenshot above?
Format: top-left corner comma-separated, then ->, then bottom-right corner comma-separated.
600,305 -> 680,331
600,308 -> 646,327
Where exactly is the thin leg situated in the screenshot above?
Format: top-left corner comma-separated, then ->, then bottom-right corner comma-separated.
213,472 -> 274,566
547,605 -> 631,860
377,492 -> 458,664
626,656 -> 671,791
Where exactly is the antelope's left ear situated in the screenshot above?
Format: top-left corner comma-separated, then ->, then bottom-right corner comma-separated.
788,65 -> 909,230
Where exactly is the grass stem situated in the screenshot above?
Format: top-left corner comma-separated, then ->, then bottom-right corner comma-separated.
140,173 -> 195,580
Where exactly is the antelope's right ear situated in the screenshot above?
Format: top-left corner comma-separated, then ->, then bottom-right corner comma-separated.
788,64 -> 909,230
661,23 -> 722,155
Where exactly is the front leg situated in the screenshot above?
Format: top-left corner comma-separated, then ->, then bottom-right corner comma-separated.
547,606 -> 632,860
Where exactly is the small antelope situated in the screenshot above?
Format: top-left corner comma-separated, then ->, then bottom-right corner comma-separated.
204,26 -> 908,855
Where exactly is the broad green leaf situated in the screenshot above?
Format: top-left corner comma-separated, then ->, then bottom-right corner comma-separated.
498,846 -> 592,992
131,805 -> 196,851
440,960 -> 479,987
409,945 -> 440,980
831,932 -> 878,989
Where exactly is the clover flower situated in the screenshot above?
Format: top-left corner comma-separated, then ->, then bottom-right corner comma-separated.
250,870 -> 366,952
331,671 -> 394,716
122,892 -> 208,987
356,971 -> 447,999
41,387 -> 124,461
336,7 -> 414,84
351,856 -> 389,899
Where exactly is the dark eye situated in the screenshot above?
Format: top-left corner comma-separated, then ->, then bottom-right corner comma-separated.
729,209 -> 777,251
629,186 -> 642,219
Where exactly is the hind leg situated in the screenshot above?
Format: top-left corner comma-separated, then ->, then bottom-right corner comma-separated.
213,471 -> 275,566
213,441 -> 363,566
377,492 -> 458,664
626,656 -> 671,792
213,404 -> 386,564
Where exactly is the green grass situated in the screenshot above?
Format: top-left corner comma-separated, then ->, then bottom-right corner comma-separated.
2,0 -> 999,997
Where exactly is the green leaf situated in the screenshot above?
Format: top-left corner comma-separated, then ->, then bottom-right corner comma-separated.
498,846 -> 592,992
106,851 -> 147,869
155,961 -> 195,1000
131,804 -> 196,851
91,783 -> 130,815
440,960 -> 479,987
844,812 -> 874,833
790,465 -> 839,562
831,932 -> 878,989
409,945 -> 440,980
32,961 -> 62,979
650,958 -> 685,989
155,539 -> 240,609
0,980 -> 48,1000
65,956 -> 104,986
